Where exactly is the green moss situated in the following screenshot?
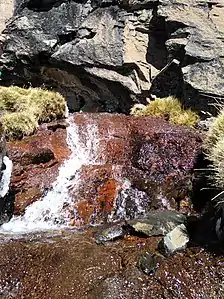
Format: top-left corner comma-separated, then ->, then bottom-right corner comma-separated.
130,96 -> 199,127
0,86 -> 66,140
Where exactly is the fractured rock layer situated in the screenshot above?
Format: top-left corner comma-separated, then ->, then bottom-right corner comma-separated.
0,0 -> 223,113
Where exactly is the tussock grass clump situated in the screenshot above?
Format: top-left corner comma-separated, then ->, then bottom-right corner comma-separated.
0,86 -> 66,140
205,109 -> 224,189
130,96 -> 199,127
207,137 -> 224,189
206,109 -> 224,147
2,111 -> 38,141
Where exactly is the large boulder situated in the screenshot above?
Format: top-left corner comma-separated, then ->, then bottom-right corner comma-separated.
7,113 -> 202,224
0,0 -> 223,113
65,113 -> 202,224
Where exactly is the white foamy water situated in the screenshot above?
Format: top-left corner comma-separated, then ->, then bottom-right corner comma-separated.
0,156 -> 13,198
0,115 -> 100,234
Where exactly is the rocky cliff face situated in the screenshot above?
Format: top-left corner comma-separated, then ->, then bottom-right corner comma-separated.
0,0 -> 223,113
0,0 -> 14,34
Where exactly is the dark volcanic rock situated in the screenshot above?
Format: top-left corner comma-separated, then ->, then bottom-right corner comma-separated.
127,210 -> 186,236
0,0 -> 223,113
138,251 -> 161,275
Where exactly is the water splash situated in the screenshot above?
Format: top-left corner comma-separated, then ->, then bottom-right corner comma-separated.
0,115 -> 100,234
0,156 -> 13,198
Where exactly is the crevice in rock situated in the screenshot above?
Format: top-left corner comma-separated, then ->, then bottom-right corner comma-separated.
57,31 -> 78,45
120,1 -> 159,12
150,59 -> 183,99
147,8 -> 168,71
15,0 -> 69,13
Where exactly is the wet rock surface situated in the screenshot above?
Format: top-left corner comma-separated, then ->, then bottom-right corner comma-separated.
0,0 -> 223,113
7,120 -> 70,215
94,222 -> 125,244
159,223 -> 189,255
65,113 -> 202,224
138,251 -> 162,275
0,230 -> 223,299
127,210 -> 186,237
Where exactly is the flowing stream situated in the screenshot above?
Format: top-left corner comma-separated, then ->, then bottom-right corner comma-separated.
0,115 -> 100,234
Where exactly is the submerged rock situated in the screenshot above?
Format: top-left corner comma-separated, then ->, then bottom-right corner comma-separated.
127,210 -> 186,237
159,223 -> 189,255
138,252 -> 161,275
0,231 -> 220,299
94,223 -> 125,244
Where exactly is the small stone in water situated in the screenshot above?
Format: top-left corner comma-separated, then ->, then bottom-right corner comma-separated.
95,224 -> 125,244
138,252 -> 161,275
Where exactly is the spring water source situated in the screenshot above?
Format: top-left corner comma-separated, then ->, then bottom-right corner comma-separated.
0,115 -> 100,234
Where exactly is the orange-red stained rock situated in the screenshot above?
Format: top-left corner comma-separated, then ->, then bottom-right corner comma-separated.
62,113 -> 202,224
70,164 -> 124,224
8,121 -> 70,214
9,113 -> 203,223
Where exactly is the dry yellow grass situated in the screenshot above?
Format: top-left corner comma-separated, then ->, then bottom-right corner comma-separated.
207,137 -> 224,188
206,108 -> 224,147
205,109 -> 224,188
0,86 -> 66,140
130,96 -> 199,127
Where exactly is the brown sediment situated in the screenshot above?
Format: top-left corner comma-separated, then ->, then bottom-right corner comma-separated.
0,230 -> 222,299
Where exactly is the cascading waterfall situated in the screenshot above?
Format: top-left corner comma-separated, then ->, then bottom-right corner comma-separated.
0,156 -> 13,198
0,115 -> 100,234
